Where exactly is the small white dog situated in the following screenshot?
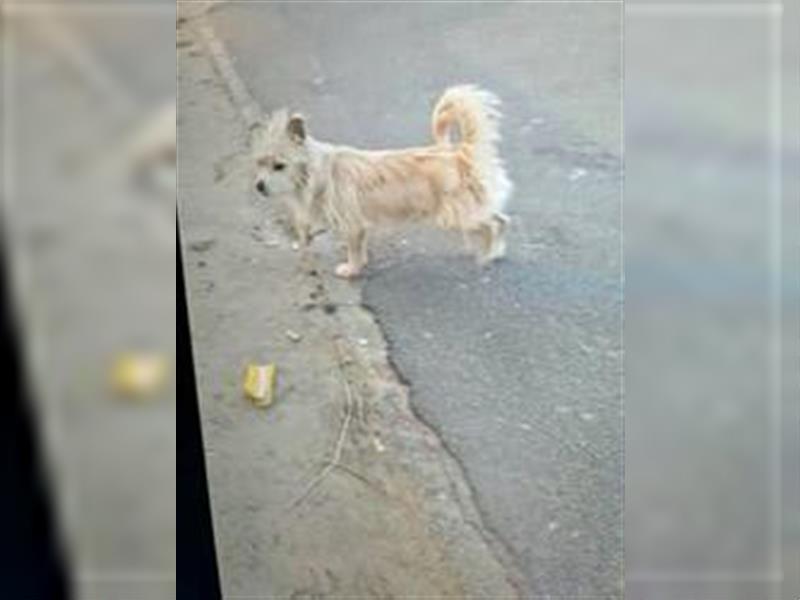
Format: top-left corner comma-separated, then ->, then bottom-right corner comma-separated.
253,85 -> 512,278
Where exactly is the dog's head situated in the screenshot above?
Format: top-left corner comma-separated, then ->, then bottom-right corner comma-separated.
252,109 -> 310,198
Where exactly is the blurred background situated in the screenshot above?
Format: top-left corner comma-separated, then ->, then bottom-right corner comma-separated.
625,0 -> 798,599
1,0 -> 798,599
1,1 -> 175,599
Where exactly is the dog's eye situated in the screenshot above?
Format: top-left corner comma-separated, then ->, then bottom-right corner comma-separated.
273,162 -> 286,172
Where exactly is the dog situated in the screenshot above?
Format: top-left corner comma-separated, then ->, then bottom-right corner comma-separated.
253,85 -> 512,278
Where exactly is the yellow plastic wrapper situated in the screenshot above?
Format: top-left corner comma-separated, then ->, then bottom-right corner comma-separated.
111,353 -> 168,399
243,363 -> 277,407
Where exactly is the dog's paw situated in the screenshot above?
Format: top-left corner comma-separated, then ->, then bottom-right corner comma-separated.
477,244 -> 506,265
335,263 -> 362,279
490,238 -> 507,260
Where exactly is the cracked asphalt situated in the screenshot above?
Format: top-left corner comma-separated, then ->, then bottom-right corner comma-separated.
206,2 -> 622,596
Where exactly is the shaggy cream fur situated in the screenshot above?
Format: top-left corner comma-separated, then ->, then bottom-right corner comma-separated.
254,85 -> 512,278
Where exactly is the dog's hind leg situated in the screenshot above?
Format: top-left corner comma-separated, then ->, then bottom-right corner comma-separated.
491,212 -> 509,258
493,211 -> 510,229
335,227 -> 368,279
473,213 -> 508,264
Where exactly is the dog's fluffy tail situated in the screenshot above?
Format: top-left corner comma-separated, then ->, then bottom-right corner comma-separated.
432,85 -> 501,151
431,85 -> 512,211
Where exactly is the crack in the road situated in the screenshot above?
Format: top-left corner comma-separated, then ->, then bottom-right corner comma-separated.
359,297 -> 528,598
294,251 -> 528,596
281,246 -> 529,596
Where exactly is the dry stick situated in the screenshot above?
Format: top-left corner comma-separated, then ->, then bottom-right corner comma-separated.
333,463 -> 385,497
352,371 -> 365,427
340,341 -> 368,427
335,335 -> 366,429
288,341 -> 355,510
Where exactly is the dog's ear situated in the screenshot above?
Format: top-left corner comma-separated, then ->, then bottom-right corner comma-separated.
287,113 -> 306,143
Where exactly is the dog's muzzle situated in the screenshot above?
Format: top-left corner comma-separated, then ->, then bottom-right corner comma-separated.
255,180 -> 268,196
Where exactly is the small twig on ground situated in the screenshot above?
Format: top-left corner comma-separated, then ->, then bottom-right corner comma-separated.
333,463 -> 385,497
288,340 -> 355,510
335,341 -> 367,428
352,381 -> 365,428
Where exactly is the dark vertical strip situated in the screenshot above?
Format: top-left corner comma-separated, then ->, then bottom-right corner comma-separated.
177,219 -> 223,600
0,240 -> 70,598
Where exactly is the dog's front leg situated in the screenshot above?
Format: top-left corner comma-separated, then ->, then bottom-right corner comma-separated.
335,228 -> 367,279
290,198 -> 312,247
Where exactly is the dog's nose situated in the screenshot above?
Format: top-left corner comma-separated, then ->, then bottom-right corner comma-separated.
255,180 -> 267,195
